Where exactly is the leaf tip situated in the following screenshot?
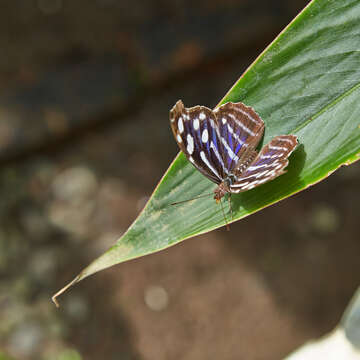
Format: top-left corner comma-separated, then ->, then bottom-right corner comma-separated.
51,275 -> 81,308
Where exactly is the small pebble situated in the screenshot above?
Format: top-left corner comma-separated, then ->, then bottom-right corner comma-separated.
51,167 -> 98,204
28,249 -> 57,283
8,322 -> 44,358
310,204 -> 340,234
144,285 -> 169,311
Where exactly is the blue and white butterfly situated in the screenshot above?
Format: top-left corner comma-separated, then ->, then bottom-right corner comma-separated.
170,100 -> 297,203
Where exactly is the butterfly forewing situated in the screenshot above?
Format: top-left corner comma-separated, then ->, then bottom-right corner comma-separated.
230,135 -> 298,193
214,102 -> 265,172
170,100 -> 225,184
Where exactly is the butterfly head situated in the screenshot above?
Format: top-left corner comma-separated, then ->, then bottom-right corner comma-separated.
214,181 -> 230,203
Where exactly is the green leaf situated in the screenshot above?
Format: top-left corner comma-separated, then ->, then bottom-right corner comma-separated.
53,0 -> 360,306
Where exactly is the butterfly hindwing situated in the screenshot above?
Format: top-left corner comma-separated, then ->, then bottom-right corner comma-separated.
229,135 -> 298,193
214,102 -> 265,172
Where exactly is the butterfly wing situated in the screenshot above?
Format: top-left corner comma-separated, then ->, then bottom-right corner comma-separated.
214,102 -> 265,172
229,135 -> 298,193
170,100 -> 225,184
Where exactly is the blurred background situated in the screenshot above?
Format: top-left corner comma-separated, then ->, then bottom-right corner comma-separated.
0,1 -> 359,359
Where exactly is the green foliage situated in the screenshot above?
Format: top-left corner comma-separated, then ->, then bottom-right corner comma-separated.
0,352 -> 15,360
53,0 -> 360,303
55,349 -> 82,360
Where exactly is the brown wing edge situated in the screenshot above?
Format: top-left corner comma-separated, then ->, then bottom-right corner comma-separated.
215,102 -> 265,153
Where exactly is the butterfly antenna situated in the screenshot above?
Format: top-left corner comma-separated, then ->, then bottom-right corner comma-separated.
171,193 -> 213,206
220,198 -> 230,231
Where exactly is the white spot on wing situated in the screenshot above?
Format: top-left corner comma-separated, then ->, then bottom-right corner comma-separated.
199,112 -> 206,120
227,113 -> 258,135
255,170 -> 269,179
247,163 -> 272,171
230,181 -> 249,191
202,129 -> 209,143
260,153 -> 282,159
234,106 -> 260,125
279,137 -> 295,145
236,119 -> 256,136
241,182 -> 256,190
227,123 -> 244,146
177,134 -> 182,143
222,117 -> 227,125
266,170 -> 276,177
200,151 -> 221,180
178,117 -> 184,133
269,145 -> 288,151
187,134 -> 194,154
257,177 -> 271,184
220,137 -> 239,163
193,118 -> 200,130
210,141 -> 227,174
230,183 -> 247,188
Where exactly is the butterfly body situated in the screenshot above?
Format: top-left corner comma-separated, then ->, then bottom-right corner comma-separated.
170,100 -> 298,203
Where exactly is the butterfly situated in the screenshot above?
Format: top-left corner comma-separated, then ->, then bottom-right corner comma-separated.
170,100 -> 298,203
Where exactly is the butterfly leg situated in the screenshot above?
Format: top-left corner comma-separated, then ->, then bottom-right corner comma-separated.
219,198 -> 230,231
228,194 -> 233,222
